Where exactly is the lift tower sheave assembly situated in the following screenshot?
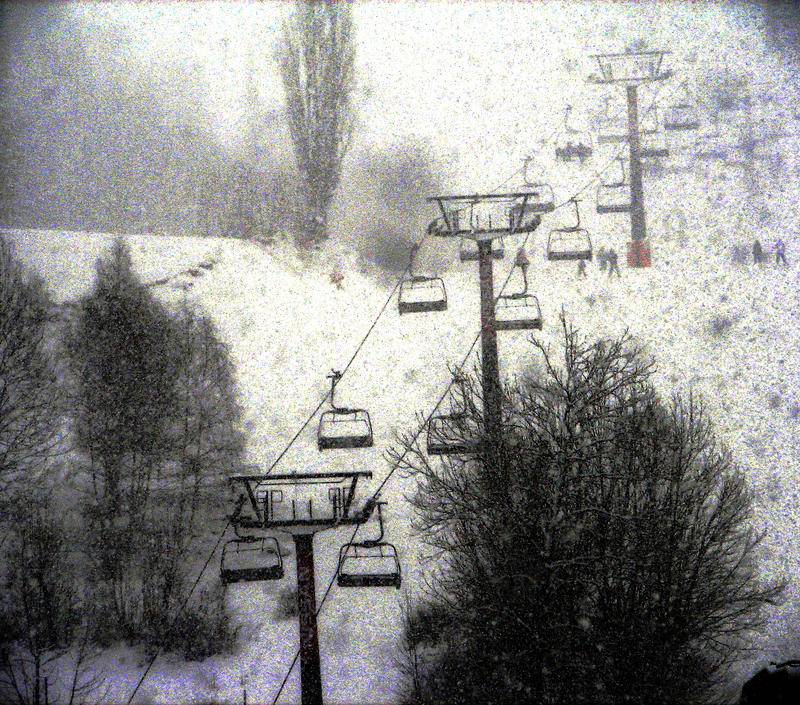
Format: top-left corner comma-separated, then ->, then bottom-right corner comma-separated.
428,193 -> 542,448
588,49 -> 672,268
229,470 -> 373,705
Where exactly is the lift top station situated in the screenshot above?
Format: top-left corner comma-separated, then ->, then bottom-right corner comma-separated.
427,192 -> 542,240
229,469 -> 373,535
587,49 -> 672,85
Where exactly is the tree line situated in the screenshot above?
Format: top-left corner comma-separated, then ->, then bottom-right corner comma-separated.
0,238 -> 246,705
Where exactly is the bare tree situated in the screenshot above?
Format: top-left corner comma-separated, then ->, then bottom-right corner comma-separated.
276,0 -> 356,247
0,240 -> 63,514
392,318 -> 783,705
0,494 -> 105,705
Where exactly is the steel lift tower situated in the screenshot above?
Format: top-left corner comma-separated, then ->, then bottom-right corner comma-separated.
588,49 -> 672,268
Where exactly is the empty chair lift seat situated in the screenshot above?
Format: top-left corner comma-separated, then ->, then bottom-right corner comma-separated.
337,542 -> 402,588
427,414 -> 481,455
398,276 -> 448,314
518,184 -> 556,214
495,293 -> 543,331
318,408 -> 374,450
596,184 -> 631,214
664,103 -> 700,131
221,537 -> 283,584
547,229 -> 592,261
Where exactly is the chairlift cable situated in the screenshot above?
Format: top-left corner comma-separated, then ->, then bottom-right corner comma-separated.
125,516 -> 233,705
268,228 -> 537,705
124,236 -> 430,703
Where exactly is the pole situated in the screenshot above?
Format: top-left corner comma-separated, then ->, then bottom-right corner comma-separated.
294,533 -> 323,705
478,239 -> 501,445
626,83 -> 646,245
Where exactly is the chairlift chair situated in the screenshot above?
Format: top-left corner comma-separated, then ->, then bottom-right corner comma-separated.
496,293 -> 543,331
495,247 -> 543,331
518,184 -> 555,214
663,102 -> 700,131
398,276 -> 448,313
547,199 -> 592,261
555,106 -> 593,164
318,371 -> 374,450
640,131 -> 669,159
521,158 -> 556,214
398,243 -> 448,313
597,114 -> 628,145
596,157 -> 631,214
220,536 -> 283,584
337,502 -> 402,588
427,373 -> 482,455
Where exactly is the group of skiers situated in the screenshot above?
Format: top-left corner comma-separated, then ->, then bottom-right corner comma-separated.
752,238 -> 789,266
577,246 -> 622,278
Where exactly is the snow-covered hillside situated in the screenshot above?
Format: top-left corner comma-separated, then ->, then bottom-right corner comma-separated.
3,160 -> 799,703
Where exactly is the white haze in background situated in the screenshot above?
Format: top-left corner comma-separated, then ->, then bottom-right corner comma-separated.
68,1 -> 795,192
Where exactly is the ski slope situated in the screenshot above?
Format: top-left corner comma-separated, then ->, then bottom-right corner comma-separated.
2,163 -> 799,703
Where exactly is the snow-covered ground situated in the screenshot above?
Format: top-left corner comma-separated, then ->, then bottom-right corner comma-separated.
3,154 -> 800,703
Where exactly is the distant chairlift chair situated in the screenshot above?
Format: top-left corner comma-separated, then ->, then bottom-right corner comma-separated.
317,370 -> 374,450
596,157 -> 632,214
520,157 -> 556,214
398,242 -> 448,313
337,500 -> 402,588
555,106 -> 594,164
663,90 -> 701,132
547,198 -> 593,261
427,372 -> 482,455
495,248 -> 543,331
220,535 -> 283,585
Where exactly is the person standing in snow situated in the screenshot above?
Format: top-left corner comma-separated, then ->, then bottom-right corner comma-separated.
515,247 -> 530,292
607,248 -> 622,278
753,239 -> 764,265
577,259 -> 587,278
596,246 -> 608,272
775,238 -> 788,266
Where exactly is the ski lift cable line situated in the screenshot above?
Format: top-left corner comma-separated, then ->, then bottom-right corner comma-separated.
122,236 -> 426,704
125,517 -> 233,705
551,71 -> 680,211
268,229 -> 536,705
263,236 -> 430,477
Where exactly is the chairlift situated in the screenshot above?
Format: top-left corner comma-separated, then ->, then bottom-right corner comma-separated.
318,370 -> 374,450
547,199 -> 592,261
398,243 -> 447,313
496,293 -> 543,331
597,112 -> 628,144
520,158 -> 556,214
427,372 -> 481,455
495,248 -> 543,331
694,124 -> 729,161
663,102 -> 700,131
596,157 -> 631,214
640,131 -> 669,159
460,237 -> 504,262
555,106 -> 593,164
337,501 -> 401,589
220,536 -> 283,585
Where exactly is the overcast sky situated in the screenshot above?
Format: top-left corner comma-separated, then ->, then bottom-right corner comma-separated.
56,1 -> 790,191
